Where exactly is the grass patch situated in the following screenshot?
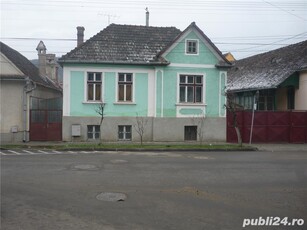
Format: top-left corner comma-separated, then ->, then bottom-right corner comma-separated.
1,143 -> 254,151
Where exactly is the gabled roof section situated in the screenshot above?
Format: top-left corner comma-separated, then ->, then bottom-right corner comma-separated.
227,40 -> 307,92
59,24 -> 181,65
0,42 -> 61,91
158,22 -> 232,67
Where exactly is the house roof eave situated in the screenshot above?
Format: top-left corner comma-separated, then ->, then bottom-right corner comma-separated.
58,59 -> 170,66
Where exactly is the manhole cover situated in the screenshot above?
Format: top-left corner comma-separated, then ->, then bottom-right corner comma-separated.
96,192 -> 127,202
72,164 -> 98,170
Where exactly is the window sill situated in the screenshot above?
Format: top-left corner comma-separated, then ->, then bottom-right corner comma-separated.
185,53 -> 199,56
82,101 -> 104,104
113,102 -> 136,105
176,103 -> 206,107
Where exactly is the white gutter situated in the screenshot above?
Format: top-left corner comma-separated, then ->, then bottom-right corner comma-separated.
23,77 -> 36,142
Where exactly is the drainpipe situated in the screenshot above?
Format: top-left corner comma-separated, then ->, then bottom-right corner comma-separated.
23,77 -> 36,142
249,90 -> 259,144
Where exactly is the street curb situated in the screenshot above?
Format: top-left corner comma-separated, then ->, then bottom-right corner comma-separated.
1,145 -> 258,152
47,147 -> 259,152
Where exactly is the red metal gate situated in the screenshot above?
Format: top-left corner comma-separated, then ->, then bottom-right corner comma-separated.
30,110 -> 62,141
227,110 -> 307,143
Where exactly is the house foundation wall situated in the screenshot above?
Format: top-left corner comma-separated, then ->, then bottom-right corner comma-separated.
62,116 -> 226,142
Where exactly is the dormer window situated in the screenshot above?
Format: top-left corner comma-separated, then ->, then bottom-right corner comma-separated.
186,39 -> 198,55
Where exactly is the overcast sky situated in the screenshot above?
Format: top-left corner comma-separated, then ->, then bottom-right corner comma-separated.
1,0 -> 306,60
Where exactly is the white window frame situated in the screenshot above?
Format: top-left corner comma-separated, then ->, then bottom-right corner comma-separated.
86,72 -> 102,102
178,74 -> 204,104
118,125 -> 132,141
185,39 -> 199,55
87,125 -> 100,140
117,73 -> 133,103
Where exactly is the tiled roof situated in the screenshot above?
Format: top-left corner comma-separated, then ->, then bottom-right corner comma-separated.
0,42 -> 61,91
227,40 -> 307,92
59,24 -> 182,64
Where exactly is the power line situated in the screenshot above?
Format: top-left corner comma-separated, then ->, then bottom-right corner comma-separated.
262,0 -> 307,21
2,0 -> 306,12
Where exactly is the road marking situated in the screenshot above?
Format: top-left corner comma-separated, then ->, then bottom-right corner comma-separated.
8,150 -> 21,155
52,150 -> 62,154
81,151 -> 91,154
68,151 -> 77,154
0,151 -> 8,155
38,150 -> 51,154
22,150 -> 36,155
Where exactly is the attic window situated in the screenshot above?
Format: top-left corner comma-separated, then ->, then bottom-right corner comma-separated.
186,39 -> 198,55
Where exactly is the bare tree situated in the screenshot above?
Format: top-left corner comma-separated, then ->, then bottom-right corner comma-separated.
224,92 -> 243,147
95,102 -> 106,141
134,113 -> 148,145
191,112 -> 206,145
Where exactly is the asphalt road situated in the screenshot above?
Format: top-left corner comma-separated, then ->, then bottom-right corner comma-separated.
1,150 -> 307,230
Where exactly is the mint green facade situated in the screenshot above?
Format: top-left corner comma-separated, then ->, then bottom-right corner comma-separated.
62,27 -> 229,142
69,65 -> 150,117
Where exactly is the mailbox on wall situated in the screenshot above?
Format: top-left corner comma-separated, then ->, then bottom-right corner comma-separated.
71,124 -> 81,137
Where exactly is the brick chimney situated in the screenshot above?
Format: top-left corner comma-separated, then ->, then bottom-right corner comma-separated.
36,41 -> 47,77
77,26 -> 85,47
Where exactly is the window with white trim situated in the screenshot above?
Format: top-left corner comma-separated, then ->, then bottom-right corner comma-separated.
179,75 -> 203,103
87,125 -> 100,140
118,125 -> 132,141
118,73 -> 133,102
186,40 -> 198,54
87,72 -> 102,101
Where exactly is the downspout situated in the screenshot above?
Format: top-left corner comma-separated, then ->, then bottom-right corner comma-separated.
23,77 -> 36,142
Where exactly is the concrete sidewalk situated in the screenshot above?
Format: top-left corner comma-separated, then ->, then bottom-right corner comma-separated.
251,143 -> 307,152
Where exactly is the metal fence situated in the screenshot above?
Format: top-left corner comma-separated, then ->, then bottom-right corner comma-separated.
227,110 -> 307,143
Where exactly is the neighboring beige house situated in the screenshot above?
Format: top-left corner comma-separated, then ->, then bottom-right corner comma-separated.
227,40 -> 307,111
0,42 -> 62,143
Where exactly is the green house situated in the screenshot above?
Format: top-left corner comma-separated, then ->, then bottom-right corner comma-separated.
59,22 -> 232,142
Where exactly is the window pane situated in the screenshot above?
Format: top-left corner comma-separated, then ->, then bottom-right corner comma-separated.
126,74 -> 132,82
187,41 -> 197,53
180,86 -> 186,102
126,132 -> 131,140
187,86 -> 194,102
180,75 -> 186,83
188,76 -> 194,84
119,74 -> 125,82
118,85 -> 124,101
192,43 -> 197,53
94,125 -> 100,132
126,125 -> 131,132
88,84 -> 93,100
196,86 -> 202,102
88,73 -> 94,81
118,126 -> 124,132
196,76 -> 202,84
95,84 -> 101,100
126,85 -> 132,101
88,133 -> 93,139
88,125 -> 93,132
95,73 -> 101,82
118,132 -> 124,140
95,132 -> 100,139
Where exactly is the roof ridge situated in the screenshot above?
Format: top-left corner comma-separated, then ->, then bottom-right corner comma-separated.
237,39 -> 307,62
